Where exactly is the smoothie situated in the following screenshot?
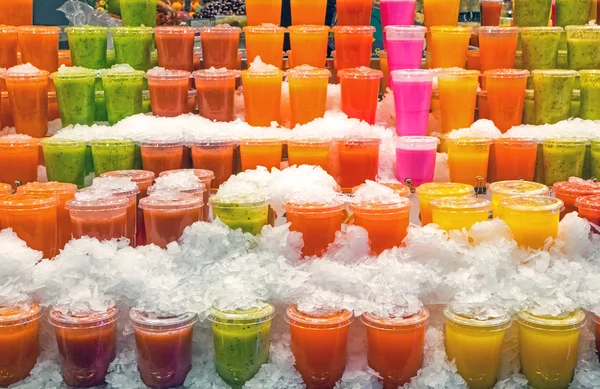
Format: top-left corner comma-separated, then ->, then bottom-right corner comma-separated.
0,135 -> 39,187
384,26 -> 426,71
287,140 -> 332,173
66,193 -> 130,241
513,0 -> 553,27
423,0 -> 460,27
338,138 -> 381,189
245,0 -> 283,25
17,26 -> 60,73
140,141 -> 184,176
565,26 -> 600,70
555,0 -> 592,26
380,0 -> 417,28
478,27 -> 519,75
520,27 -> 562,71
244,25 -> 286,69
66,26 -> 108,69
492,138 -> 538,182
480,0 -> 503,26
591,139 -> 600,179
0,0 -> 33,26
429,26 -> 472,68
191,140 -> 235,187
287,25 -> 330,68
241,68 -> 283,127
484,69 -> 529,132
41,139 -> 87,188
489,180 -> 549,216
337,0 -> 373,25
155,26 -> 196,71
579,70 -> 600,120
193,69 -> 239,122
90,139 -> 137,175
522,90 -> 535,124
542,138 -> 586,186
554,179 -> 600,217
4,66 -> 49,138
120,0 -> 157,27
0,27 -> 18,69
111,27 -> 154,71
576,195 -> 600,232
395,136 -> 438,186
101,68 -> 145,125
211,197 -> 269,234
338,67 -> 383,125
430,197 -> 492,231
146,68 -> 191,117
332,26 -> 376,71
391,69 -> 434,136
416,182 -> 474,225
446,138 -> 493,186
287,66 -> 331,126
52,67 -> 96,126
532,70 -> 577,125
200,25 -> 241,70
438,69 -> 479,134
290,0 -> 327,24
239,139 -> 283,171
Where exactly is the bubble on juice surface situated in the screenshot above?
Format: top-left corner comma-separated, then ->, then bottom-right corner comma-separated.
91,177 -> 138,194
447,119 -> 502,139
6,63 -> 41,74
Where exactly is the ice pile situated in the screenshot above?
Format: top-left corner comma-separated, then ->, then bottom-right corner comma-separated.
447,119 -> 502,139
6,63 -> 42,75
505,118 -> 600,140
152,170 -> 204,192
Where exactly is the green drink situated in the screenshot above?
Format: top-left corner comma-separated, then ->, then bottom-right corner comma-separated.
90,139 -> 136,175
522,89 -> 535,124
41,139 -> 87,188
106,50 -> 116,67
583,142 -> 592,179
542,138 -> 586,185
209,305 -> 275,389
520,27 -> 562,71
579,70 -> 600,120
51,67 -> 96,126
590,139 -> 600,179
65,26 -> 108,69
532,70 -> 577,125
142,90 -> 151,114
100,67 -> 144,125
95,90 -> 108,122
570,89 -> 580,118
555,0 -> 592,26
558,50 -> 569,69
111,27 -> 153,71
514,0 -> 553,27
566,26 -> 600,70
211,198 -> 269,235
120,0 -> 157,27
534,143 -> 545,184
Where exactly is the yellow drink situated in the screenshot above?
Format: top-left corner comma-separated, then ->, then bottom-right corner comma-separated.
430,197 -> 491,231
287,139 -> 332,173
288,25 -> 330,68
245,0 -> 283,26
290,0 -> 327,25
430,26 -> 472,68
423,0 -> 460,28
241,69 -> 284,127
244,25 -> 286,69
444,306 -> 511,389
518,310 -> 586,389
499,195 -> 562,249
447,138 -> 493,187
286,66 -> 330,126
489,180 -> 549,217
415,182 -> 474,226
438,69 -> 480,133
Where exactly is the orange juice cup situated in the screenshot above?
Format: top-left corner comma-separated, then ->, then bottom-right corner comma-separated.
489,180 -> 549,217
0,303 -> 41,387
492,138 -> 538,181
0,0 -> 33,26
244,25 -> 286,69
466,49 -> 481,71
290,0 -> 327,24
288,25 -> 330,68
146,68 -> 191,117
140,141 -> 184,177
241,68 -> 284,126
378,50 -> 390,92
0,194 -> 57,258
240,138 -> 283,171
416,182 -> 475,225
350,198 -> 411,254
193,69 -> 239,122
338,138 -> 381,190
4,68 -> 49,138
447,138 -> 493,186
191,140 -> 235,188
553,180 -> 600,217
430,196 -> 492,231
200,25 -> 241,70
438,69 -> 479,133
333,26 -> 375,71
287,66 -> 331,126
337,0 -> 374,25
362,309 -> 429,388
423,0 -> 460,27
338,67 -> 383,124
0,136 -> 39,187
0,26 -> 18,69
287,139 -> 332,173
0,183 -> 11,195
66,194 -> 130,242
477,90 -> 489,119
429,26 -> 471,68
103,185 -> 139,246
480,0 -> 503,26
484,69 -> 529,133
576,195 -> 600,233
17,26 -> 60,73
286,200 -> 345,257
478,27 -> 519,74
287,306 -> 354,389
155,26 -> 196,72
246,0 -> 283,25
1,91 -> 12,128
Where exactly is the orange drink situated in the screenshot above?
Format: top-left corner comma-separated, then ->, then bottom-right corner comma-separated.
287,66 -> 331,126
378,50 -> 390,92
286,306 -> 354,389
484,69 -> 529,133
447,138 -> 493,186
430,197 -> 492,231
416,182 -> 474,226
154,26 -> 196,72
0,27 -> 18,69
241,67 -> 283,126
153,169 -> 211,221
480,0 -> 503,26
337,0 -> 374,25
467,49 -> 481,71
240,138 -> 283,171
0,194 -> 57,258
553,179 -> 600,217
333,26 -> 375,71
290,0 -> 327,25
140,141 -> 184,177
4,67 -> 49,138
489,180 -> 549,217
193,68 -> 239,122
437,69 -> 479,133
492,138 -> 538,181
338,67 -> 383,124
287,139 -> 332,173
246,0 -> 283,25
288,26 -> 330,68
338,138 -> 381,190
66,193 -> 130,242
423,0 -> 460,27
200,25 -> 241,70
0,0 -> 33,26
147,68 -> 191,117
362,309 -> 429,388
0,183 -> 11,195
477,26 -> 519,73
576,195 -> 600,233
17,26 -> 60,73
0,135 -> 38,187
191,140 -> 235,188
429,26 -> 472,68
244,25 -> 286,69
477,91 -> 489,119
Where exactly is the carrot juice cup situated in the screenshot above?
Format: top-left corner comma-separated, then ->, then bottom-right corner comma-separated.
290,0 -> 327,24
66,192 -> 130,241
484,69 -> 529,133
286,199 -> 345,257
430,197 -> 491,231
532,70 -> 577,125
287,139 -> 332,173
391,69 -> 434,136
489,180 -> 549,217
429,26 -> 471,68
130,310 -> 198,388
193,68 -> 238,122
111,27 -> 154,71
146,68 -> 191,117
444,306 -> 511,389
240,138 -> 283,171
576,195 -> 600,232
4,66 -> 49,138
52,67 -> 96,126
395,136 -> 438,187
101,68 -> 145,125
244,25 -> 286,69
66,26 -> 108,69
514,0 -> 553,27
333,26 -> 375,71
191,140 -> 235,188
41,139 -> 84,188
362,309 -> 428,388
338,138 -> 381,190
565,26 -> 600,71
209,304 -> 275,388
542,138 -> 586,186
492,138 -> 538,182
338,67 -> 382,124
337,0 -> 374,25
0,135 -> 39,187
0,26 -> 18,69
438,69 -> 479,133
477,27 -> 519,73
384,26 -> 425,71
49,304 -> 118,387
480,0 -> 503,26
0,0 -> 33,26
423,0 -> 460,27
154,26 -> 195,71
246,0 -> 282,25
446,138 -> 493,186
287,66 -> 331,126
520,27 -> 562,71
286,306 -> 354,389
91,139 -> 137,175
241,65 -> 283,126
380,0 -> 417,28
553,179 -> 600,217
288,25 -> 330,68
518,310 -> 586,389
17,26 -> 60,73
200,25 -> 241,70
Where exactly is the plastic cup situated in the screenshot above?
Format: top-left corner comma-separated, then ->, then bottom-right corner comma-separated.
0,136 -> 39,187
286,200 -> 345,257
244,25 -> 286,69
337,0 -> 373,25
240,138 -> 283,171
246,0 -> 282,25
287,139 -> 332,173
66,26 -> 108,69
147,69 -> 191,117
484,69 -> 529,133
423,0 -> 460,27
66,194 -> 130,242
492,138 -> 538,182
444,306 -> 511,389
391,69 -> 434,136
533,70 -> 577,125
332,26 -> 375,71
193,69 -> 239,122
0,0 -> 32,26
338,67 -> 382,125
380,0 -> 417,28
447,138 -> 493,186
378,51 -> 390,93
17,26 -> 60,73
553,180 -> 600,218
576,195 -> 600,232
480,0 -> 503,26
467,49 -> 481,71
518,310 -> 585,389
429,26 -> 471,68
514,0 -> 552,26
241,69 -> 284,126
290,0 -> 327,24
200,25 -> 241,70
571,88 -> 581,118
416,182 -> 474,226
0,26 -> 18,69
157,168 -> 213,221
520,27 -> 562,71
111,26 -> 154,71
101,70 -> 145,125
52,68 -> 96,126
430,197 -> 491,231
522,89 -> 535,124
477,27 -> 519,73
438,69 -> 479,134
154,26 -> 195,71
542,138 -> 586,186
120,0 -> 156,27
211,197 -> 269,235
476,90 -> 488,121
88,185 -> 138,248
288,26 -> 330,68
395,136 -> 438,187
565,26 -> 600,71
4,69 -> 49,138
350,197 -> 411,254
0,303 -> 41,387
287,66 -> 331,126
49,304 -> 118,387
579,70 -> 600,120
191,140 -> 235,188
489,180 -> 549,217
337,138 -> 381,190
555,0 -> 592,26
91,139 -> 136,175
384,26 -> 426,71
589,139 -> 600,179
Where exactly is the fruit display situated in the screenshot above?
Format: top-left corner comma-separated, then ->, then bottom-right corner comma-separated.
196,0 -> 246,19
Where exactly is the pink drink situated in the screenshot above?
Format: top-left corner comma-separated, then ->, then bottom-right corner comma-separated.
395,136 -> 439,187
380,0 -> 417,28
384,26 -> 426,70
391,69 -> 434,136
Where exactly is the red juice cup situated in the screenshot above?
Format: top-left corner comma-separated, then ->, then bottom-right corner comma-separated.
200,25 -> 241,70
0,135 -> 39,187
288,25 -> 330,68
287,66 -> 331,126
191,140 -> 235,188
286,306 -> 354,389
240,138 -> 283,171
4,67 -> 49,138
246,0 -> 283,25
332,26 -> 375,71
157,168 -> 213,221
478,27 -> 519,74
17,26 -> 60,73
467,49 -> 481,71
244,25 -> 286,69
576,195 -> 600,233
338,138 -> 381,190
287,139 -> 333,173
384,26 -> 426,71
155,26 -> 196,71
66,193 -> 130,242
130,310 -> 198,388
391,69 -> 434,137
0,183 -> 11,195
338,67 -> 383,124
493,138 -> 538,181
49,304 -> 118,387
98,185 -> 140,247
480,0 -> 503,26
140,141 -> 185,177
147,68 -> 191,117
380,0 -> 417,28
337,0 -> 374,25
395,136 -> 439,187
484,69 -> 529,133
553,179 -> 600,218
0,26 -> 18,69
193,68 -> 239,122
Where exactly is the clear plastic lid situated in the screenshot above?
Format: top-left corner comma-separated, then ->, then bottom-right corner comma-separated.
532,69 -> 578,78
477,26 -> 520,35
17,26 -> 61,34
579,69 -> 600,79
130,309 -> 198,331
0,193 -> 57,210
384,25 -> 426,40
543,137 -> 587,146
285,305 -> 354,329
244,25 -> 287,34
416,182 -> 474,198
110,26 -> 153,36
0,303 -> 42,327
41,138 -> 86,148
565,25 -> 600,38
0,26 -> 17,34
199,24 -> 242,34
159,169 -> 216,182
495,137 -> 537,146
576,194 -> 600,212
153,26 -> 196,35
139,190 -> 203,211
520,26 -> 563,35
138,140 -> 184,148
361,308 -> 429,330
287,25 -> 330,34
208,304 -> 275,325
429,26 -> 472,34
146,68 -> 191,81
553,179 -> 600,197
285,198 -> 346,212
396,136 -> 440,150
90,138 -> 136,147
437,69 -> 480,80
0,183 -> 12,194
517,309 -> 586,330
444,305 -> 511,329
378,182 -> 411,197
210,196 -> 268,208
337,66 -> 383,80
490,180 -> 549,197
484,69 -> 530,79
192,68 -> 240,80
499,195 -> 563,213
429,196 -> 492,213
349,196 -> 411,212
49,303 -> 119,329
332,25 -> 376,34
66,193 -> 130,211
51,68 -> 96,80
286,66 -> 331,79
17,182 -> 77,196
100,170 -> 156,184
0,135 -> 38,147
391,69 -> 434,83
445,137 -> 494,146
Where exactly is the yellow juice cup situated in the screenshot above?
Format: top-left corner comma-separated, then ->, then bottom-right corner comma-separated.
430,197 -> 491,231
240,138 -> 283,171
438,69 -> 480,133
290,0 -> 327,25
288,25 -> 330,68
244,25 -> 286,69
241,68 -> 284,127
444,306 -> 511,389
286,66 -> 331,126
498,195 -> 563,249
423,0 -> 460,28
430,26 -> 472,68
446,138 -> 493,187
415,182 -> 474,226
245,0 -> 283,26
518,309 -> 586,389
489,180 -> 549,217
287,139 -> 332,173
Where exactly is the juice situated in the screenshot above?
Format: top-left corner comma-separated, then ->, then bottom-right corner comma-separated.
240,139 -> 283,171
156,168 -> 213,222
211,197 -> 269,234
380,0 -> 417,28
286,307 -> 353,389
415,182 -> 474,225
391,69 -> 434,136
288,26 -> 330,68
477,27 -> 519,73
244,25 -> 286,69
200,25 -> 241,70
579,70 -> 600,120
553,179 -> 600,217
193,69 -> 239,122
245,0 -> 283,25
66,26 -> 108,69
467,50 -> 481,71
0,304 -> 40,386
332,26 -> 376,71
287,139 -> 332,173
130,310 -> 198,388
338,67 -> 383,124
532,70 -> 577,125
66,193 -> 130,241
241,69 -> 284,126
290,0 -> 327,24
379,50 -> 390,93
395,136 -> 438,187
489,180 -> 549,217
555,0 -> 592,26
520,27 -> 562,71
438,69 -> 479,134
0,183 -> 10,196
111,26 -> 154,71
423,0 -> 460,27
191,140 -> 235,188
429,26 -> 471,68
146,68 -> 191,117
430,197 -> 491,231
446,138 -> 493,186
91,139 -> 137,175
0,0 -> 33,26
480,0 -> 503,26
337,0 -> 373,25
4,68 -> 49,138
514,0 -> 553,26
492,138 -> 538,181
542,138 -> 586,186
287,66 -> 331,126
52,68 -> 97,126
565,26 -> 600,70
0,136 -> 39,187
576,195 -> 600,233
384,26 -> 426,71
120,0 -> 157,27
337,138 -> 381,190
17,26 -> 60,73
478,91 -> 489,120
101,69 -> 145,125
155,26 -> 196,71
484,69 -> 529,132
139,142 -> 184,177
0,27 -> 18,68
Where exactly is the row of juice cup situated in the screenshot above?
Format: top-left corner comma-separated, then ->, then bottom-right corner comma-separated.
1,300 -> 597,389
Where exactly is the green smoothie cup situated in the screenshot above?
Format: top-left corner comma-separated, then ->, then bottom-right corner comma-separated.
210,197 -> 269,235
534,142 -> 545,184
514,0 -> 553,27
579,70 -> 600,120
590,139 -> 600,179
51,67 -> 96,126
65,26 -> 108,69
566,26 -> 600,70
111,27 -> 154,71
532,69 -> 577,125
90,139 -> 137,175
555,0 -> 592,26
522,89 -> 535,124
583,140 -> 592,179
571,89 -> 580,118
101,68 -> 144,125
542,138 -> 587,185
209,305 -> 275,389
520,27 -> 562,71
41,138 -> 87,188
120,0 -> 157,27
95,90 -> 108,122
